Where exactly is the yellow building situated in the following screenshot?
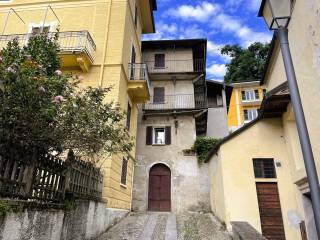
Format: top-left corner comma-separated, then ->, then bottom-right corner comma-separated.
227,81 -> 265,132
0,0 -> 157,210
206,0 -> 320,239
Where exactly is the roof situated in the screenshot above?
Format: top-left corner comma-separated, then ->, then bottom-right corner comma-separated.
260,33 -> 277,85
258,0 -> 267,17
205,81 -> 290,162
142,39 -> 207,50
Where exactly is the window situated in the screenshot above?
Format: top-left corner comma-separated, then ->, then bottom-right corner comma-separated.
130,45 -> 136,79
241,89 -> 260,101
244,109 -> 258,122
126,102 -> 131,130
146,126 -> 171,145
31,26 -> 50,35
153,87 -> 165,103
253,158 -> 277,178
134,5 -> 138,27
154,128 -> 165,145
121,157 -> 128,185
154,54 -> 165,68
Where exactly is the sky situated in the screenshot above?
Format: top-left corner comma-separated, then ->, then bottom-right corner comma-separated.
143,0 -> 272,81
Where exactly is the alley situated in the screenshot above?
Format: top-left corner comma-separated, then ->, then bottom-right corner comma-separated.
96,212 -> 231,240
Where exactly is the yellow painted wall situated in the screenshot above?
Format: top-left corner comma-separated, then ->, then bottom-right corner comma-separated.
262,1 -> 320,236
0,0 -> 151,210
209,119 -> 302,240
227,86 -> 264,128
263,0 -> 320,182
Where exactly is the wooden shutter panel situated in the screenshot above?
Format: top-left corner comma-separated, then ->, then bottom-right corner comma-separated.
165,126 -> 171,145
153,87 -> 165,103
146,126 -> 153,145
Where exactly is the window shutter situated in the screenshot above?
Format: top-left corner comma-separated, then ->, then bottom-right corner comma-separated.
241,91 -> 246,100
153,87 -> 165,103
146,126 -> 153,145
165,126 -> 171,145
254,90 -> 259,99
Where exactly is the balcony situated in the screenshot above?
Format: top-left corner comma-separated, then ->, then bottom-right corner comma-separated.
241,98 -> 262,106
143,94 -> 206,111
127,63 -> 151,103
144,59 -> 205,74
0,31 -> 96,72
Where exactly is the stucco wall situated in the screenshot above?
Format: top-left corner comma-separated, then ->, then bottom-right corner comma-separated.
0,0 -> 148,210
143,48 -> 194,73
207,107 -> 229,138
0,200 -> 128,240
209,119 -> 302,239
132,114 -> 211,213
264,0 -> 320,182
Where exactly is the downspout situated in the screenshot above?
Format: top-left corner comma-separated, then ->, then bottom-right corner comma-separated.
99,0 -> 113,87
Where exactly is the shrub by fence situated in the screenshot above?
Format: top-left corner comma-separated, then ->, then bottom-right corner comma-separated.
0,151 -> 103,203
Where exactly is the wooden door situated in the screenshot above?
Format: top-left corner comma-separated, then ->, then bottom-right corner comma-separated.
256,183 -> 286,240
148,164 -> 171,212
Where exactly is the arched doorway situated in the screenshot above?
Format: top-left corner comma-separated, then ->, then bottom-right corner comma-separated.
148,164 -> 171,212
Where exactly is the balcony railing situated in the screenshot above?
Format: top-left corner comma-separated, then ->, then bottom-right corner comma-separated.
0,31 -> 96,63
128,63 -> 151,90
144,59 -> 205,73
143,94 -> 197,110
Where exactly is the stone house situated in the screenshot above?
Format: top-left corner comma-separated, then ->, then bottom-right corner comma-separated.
132,39 -> 229,213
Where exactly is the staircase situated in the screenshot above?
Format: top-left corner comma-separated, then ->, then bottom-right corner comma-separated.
95,212 -> 232,240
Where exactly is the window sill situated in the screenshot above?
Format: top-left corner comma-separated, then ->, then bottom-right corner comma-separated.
120,183 -> 127,189
152,144 -> 166,146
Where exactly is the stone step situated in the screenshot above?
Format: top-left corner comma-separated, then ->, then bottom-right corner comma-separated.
95,212 -> 231,240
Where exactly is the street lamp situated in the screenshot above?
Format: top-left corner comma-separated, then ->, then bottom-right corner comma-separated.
259,0 -> 320,237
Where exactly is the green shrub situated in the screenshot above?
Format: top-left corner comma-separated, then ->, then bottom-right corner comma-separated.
193,137 -> 220,164
0,202 -> 12,217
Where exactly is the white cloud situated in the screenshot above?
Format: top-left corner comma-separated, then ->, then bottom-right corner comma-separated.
167,2 -> 219,22
207,63 -> 227,78
207,41 -> 231,62
165,2 -> 271,46
248,0 -> 261,12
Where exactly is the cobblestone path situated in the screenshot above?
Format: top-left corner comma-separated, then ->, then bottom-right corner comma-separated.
95,212 -> 231,240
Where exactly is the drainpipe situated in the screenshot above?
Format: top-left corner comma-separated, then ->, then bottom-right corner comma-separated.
99,0 -> 113,87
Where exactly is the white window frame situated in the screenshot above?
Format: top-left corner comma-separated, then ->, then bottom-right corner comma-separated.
241,89 -> 260,102
153,127 -> 166,145
28,21 -> 57,34
244,109 -> 258,123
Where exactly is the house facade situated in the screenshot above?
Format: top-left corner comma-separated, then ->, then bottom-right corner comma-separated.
132,39 -> 216,213
206,0 -> 320,239
227,81 -> 265,132
0,0 -> 157,211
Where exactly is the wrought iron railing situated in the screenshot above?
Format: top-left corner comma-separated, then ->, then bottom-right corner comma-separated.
0,31 -> 96,63
144,59 -> 205,73
143,94 -> 197,110
128,63 -> 151,93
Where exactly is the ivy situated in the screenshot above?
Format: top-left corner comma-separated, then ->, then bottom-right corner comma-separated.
193,137 -> 220,165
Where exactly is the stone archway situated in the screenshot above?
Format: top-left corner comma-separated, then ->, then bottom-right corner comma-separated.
148,163 -> 171,212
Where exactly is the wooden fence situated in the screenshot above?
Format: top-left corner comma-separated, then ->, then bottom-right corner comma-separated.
0,151 -> 103,202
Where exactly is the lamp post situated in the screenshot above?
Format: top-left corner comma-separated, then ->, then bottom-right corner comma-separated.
259,0 -> 320,236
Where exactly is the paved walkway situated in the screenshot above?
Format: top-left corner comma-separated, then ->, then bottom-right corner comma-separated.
96,212 -> 231,240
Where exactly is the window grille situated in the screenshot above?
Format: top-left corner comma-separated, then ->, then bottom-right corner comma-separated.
253,158 -> 277,178
121,157 -> 128,185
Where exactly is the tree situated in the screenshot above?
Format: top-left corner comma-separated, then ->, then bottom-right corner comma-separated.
0,34 -> 133,164
221,42 -> 270,84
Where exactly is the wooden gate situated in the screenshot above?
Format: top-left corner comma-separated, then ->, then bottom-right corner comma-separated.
256,182 -> 286,240
148,164 -> 171,212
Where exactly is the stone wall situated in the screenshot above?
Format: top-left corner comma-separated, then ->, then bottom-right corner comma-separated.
133,114 -> 211,213
0,200 -> 128,240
